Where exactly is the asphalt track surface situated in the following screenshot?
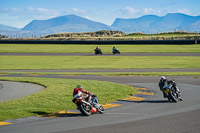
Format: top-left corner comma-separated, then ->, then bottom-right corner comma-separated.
0,52 -> 200,133
0,81 -> 44,102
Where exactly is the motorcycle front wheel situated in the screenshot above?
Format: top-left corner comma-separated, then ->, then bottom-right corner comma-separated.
79,103 -> 92,116
168,90 -> 178,102
98,105 -> 105,114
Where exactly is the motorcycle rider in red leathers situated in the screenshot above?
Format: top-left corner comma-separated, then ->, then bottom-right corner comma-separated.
73,85 -> 93,103
73,85 -> 100,109
73,85 -> 102,113
73,85 -> 92,98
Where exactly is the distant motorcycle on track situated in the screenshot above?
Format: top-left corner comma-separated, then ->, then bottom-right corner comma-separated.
112,46 -> 120,54
94,46 -> 103,55
112,49 -> 120,54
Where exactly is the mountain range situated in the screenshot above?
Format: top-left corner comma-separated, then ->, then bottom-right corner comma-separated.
112,13 -> 200,33
22,14 -> 110,35
0,24 -> 20,36
1,13 -> 200,37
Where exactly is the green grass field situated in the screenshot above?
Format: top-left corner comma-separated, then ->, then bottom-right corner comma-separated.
2,71 -> 199,76
0,44 -> 200,53
0,56 -> 199,69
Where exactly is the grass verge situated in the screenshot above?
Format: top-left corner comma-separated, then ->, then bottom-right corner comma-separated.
0,44 -> 200,53
97,72 -> 200,76
1,72 -> 200,76
0,77 -> 136,121
0,56 -> 200,69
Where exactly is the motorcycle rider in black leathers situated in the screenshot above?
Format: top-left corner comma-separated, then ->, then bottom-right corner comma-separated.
94,46 -> 102,55
112,46 -> 120,54
159,76 -> 183,101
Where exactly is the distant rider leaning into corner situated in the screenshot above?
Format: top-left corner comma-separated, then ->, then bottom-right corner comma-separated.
112,46 -> 117,52
73,85 -> 100,109
95,46 -> 100,51
159,76 -> 183,101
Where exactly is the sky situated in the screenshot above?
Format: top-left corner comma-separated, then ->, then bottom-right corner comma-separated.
0,0 -> 200,28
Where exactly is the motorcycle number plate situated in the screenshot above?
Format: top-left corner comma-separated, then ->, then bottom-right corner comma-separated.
164,88 -> 170,94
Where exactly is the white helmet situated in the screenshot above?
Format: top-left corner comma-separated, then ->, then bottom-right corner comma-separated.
160,76 -> 166,79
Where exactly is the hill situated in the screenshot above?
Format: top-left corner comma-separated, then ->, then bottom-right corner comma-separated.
43,30 -> 125,39
111,13 -> 200,33
0,24 -> 20,36
21,14 -> 111,35
0,24 -> 19,31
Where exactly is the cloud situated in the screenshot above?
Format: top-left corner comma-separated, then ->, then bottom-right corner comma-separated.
0,7 -> 59,28
0,7 -> 88,27
124,6 -> 138,14
36,8 -> 49,13
177,8 -> 192,15
143,8 -> 161,15
0,7 -> 58,17
62,8 -> 87,15
27,7 -> 35,11
160,2 -> 177,8
71,8 -> 86,14
121,6 -> 138,14
0,8 -> 23,13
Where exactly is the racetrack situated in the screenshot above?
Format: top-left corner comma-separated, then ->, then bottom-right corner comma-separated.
0,74 -> 199,133
0,52 -> 200,133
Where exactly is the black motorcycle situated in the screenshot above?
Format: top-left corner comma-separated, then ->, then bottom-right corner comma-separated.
112,49 -> 120,54
94,49 -> 103,55
162,81 -> 183,102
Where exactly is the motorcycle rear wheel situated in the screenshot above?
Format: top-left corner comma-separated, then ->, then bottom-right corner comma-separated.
79,103 -> 92,116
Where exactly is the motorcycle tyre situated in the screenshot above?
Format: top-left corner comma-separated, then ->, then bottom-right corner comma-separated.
167,96 -> 171,102
168,91 -> 178,103
79,103 -> 92,116
98,105 -> 105,114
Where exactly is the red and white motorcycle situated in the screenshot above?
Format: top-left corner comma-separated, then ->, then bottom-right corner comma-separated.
72,94 -> 105,116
